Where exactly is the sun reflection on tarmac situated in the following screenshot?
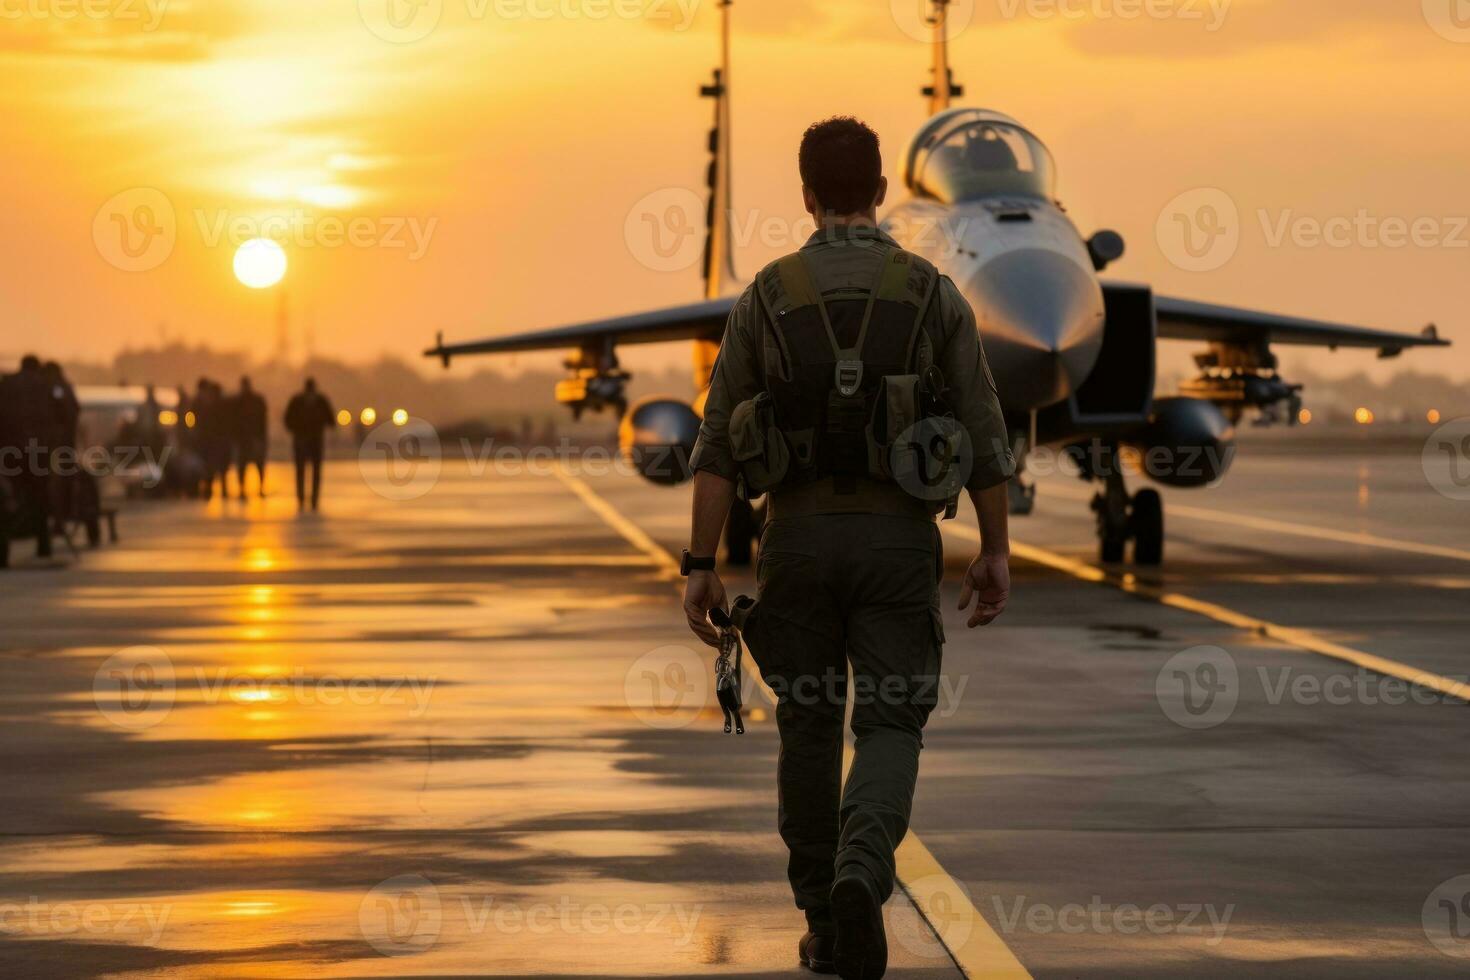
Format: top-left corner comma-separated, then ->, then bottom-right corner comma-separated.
7,466 -> 781,979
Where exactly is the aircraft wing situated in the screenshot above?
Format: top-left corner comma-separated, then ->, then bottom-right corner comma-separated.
424,297 -> 738,365
1129,286 -> 1449,358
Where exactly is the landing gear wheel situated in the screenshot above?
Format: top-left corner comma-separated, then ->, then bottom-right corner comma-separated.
1130,489 -> 1164,566
1092,476 -> 1130,565
1089,445 -> 1165,566
724,498 -> 756,566
1008,478 -> 1036,516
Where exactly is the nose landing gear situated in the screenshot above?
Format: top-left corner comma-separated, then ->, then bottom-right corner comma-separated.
1083,444 -> 1165,566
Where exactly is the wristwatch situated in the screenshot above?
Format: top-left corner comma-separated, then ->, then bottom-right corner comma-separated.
680,550 -> 717,575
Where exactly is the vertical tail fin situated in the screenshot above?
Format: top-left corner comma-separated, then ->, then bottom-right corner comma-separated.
920,0 -> 964,116
694,0 -> 736,394
699,0 -> 737,302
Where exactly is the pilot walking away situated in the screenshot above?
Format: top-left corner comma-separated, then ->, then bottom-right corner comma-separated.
683,118 -> 1015,980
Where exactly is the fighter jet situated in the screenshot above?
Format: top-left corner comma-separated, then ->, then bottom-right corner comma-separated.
426,0 -> 1448,566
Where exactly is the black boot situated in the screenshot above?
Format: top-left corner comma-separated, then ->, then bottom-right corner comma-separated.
799,931 -> 836,974
832,873 -> 886,980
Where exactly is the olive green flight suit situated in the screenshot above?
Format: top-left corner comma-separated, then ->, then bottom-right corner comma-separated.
690,223 -> 1013,935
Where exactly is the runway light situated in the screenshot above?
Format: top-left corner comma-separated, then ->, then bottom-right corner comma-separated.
1428,409 -> 1441,425
158,410 -> 179,427
185,411 -> 197,429
391,409 -> 408,426
1354,407 -> 1375,426
360,407 -> 377,426
1298,408 -> 1312,425
336,409 -> 351,426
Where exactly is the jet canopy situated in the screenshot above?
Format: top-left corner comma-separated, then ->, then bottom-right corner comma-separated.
902,108 -> 1057,204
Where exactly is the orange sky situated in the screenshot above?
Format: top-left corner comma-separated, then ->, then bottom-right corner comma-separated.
3,0 -> 1467,381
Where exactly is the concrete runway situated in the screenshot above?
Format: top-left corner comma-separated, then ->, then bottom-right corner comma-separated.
2,441 -> 1469,978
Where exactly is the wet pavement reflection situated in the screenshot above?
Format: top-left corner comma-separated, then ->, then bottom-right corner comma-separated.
0,463 -> 958,979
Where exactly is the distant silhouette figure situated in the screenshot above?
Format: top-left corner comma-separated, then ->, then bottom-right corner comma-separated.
0,355 -> 60,557
138,385 -> 166,460
232,376 -> 269,499
42,362 -> 80,452
284,378 -> 334,510
194,379 -> 231,501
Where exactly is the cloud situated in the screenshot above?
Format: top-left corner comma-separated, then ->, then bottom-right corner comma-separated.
649,0 -> 1452,60
0,0 -> 256,62
1028,0 -> 1444,59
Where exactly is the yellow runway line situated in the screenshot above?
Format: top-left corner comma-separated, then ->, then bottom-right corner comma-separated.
554,467 -> 681,579
557,465 -> 1033,980
946,525 -> 1470,702
896,834 -> 1033,980
1040,482 -> 1470,565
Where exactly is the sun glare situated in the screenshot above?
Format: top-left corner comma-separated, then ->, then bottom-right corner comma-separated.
234,238 -> 288,289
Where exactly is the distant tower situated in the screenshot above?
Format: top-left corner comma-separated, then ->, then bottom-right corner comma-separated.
273,289 -> 291,365
302,297 -> 316,360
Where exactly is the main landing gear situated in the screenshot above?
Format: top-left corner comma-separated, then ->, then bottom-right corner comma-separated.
1081,444 -> 1164,566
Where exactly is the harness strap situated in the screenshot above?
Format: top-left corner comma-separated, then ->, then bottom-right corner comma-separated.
903,269 -> 941,369
773,244 -> 936,405
851,245 -> 896,358
779,253 -> 842,358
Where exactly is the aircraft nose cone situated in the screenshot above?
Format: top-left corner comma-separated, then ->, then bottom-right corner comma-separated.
965,248 -> 1105,410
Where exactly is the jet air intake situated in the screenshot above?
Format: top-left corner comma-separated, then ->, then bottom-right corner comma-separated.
619,397 -> 700,486
1123,397 -> 1236,488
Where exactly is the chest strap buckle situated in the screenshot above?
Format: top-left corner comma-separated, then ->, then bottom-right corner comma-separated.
834,355 -> 863,398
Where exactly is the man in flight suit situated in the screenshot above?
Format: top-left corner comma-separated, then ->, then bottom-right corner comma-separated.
682,117 -> 1014,980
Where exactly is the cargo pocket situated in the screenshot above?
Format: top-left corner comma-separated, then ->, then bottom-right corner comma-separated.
730,592 -> 789,693
867,374 -> 920,480
729,392 -> 790,498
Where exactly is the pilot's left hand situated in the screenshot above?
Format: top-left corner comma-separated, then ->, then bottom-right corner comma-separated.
683,570 -> 728,648
958,552 -> 1010,628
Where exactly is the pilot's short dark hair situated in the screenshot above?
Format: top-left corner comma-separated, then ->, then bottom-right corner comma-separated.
799,116 -> 882,216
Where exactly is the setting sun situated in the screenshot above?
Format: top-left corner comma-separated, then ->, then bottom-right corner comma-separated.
233,238 -> 287,290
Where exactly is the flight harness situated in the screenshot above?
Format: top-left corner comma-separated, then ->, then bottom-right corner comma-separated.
729,243 -> 964,517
